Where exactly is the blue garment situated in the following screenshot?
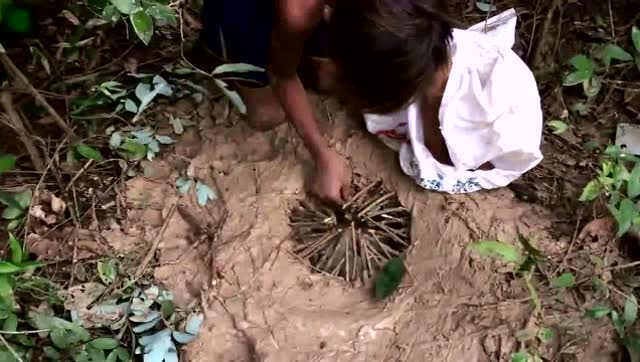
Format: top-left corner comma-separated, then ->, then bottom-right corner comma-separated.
200,0 -> 329,86
201,0 -> 274,85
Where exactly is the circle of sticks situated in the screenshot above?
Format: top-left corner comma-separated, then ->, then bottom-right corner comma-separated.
289,177 -> 411,284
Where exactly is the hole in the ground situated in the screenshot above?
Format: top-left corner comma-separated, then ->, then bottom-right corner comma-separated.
289,175 -> 411,284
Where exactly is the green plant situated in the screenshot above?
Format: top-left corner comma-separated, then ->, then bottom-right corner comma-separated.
579,145 -> 640,236
0,235 -> 45,361
563,28 -> 640,98
470,236 -> 556,361
583,294 -> 640,362
175,177 -> 217,206
99,0 -> 177,45
373,257 -> 406,300
0,155 -> 32,230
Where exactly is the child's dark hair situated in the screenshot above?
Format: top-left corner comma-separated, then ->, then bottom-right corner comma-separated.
329,0 -> 453,113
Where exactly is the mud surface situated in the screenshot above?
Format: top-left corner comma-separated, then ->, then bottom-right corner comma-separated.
114,95 -> 616,361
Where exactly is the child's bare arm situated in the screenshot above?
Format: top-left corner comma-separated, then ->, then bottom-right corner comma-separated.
270,0 -> 351,205
270,0 -> 326,159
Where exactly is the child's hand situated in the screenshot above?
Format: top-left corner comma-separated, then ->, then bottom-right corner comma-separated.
311,148 -> 351,207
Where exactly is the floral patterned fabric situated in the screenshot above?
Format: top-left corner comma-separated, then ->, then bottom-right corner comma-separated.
364,9 -> 543,194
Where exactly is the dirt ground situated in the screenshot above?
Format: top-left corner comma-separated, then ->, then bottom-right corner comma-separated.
109,93 -> 614,361
3,0 -> 639,360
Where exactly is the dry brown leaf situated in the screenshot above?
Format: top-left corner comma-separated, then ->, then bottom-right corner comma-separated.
579,217 -> 615,241
51,194 -> 67,214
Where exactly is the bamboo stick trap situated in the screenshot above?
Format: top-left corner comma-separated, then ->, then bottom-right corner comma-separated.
289,176 -> 411,283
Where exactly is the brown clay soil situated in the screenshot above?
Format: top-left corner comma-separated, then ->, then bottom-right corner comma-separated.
108,95 -> 613,361
4,0 -> 640,360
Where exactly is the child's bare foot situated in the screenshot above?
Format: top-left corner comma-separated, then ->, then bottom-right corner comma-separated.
237,85 -> 286,131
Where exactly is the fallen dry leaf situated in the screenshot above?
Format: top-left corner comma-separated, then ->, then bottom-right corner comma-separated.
579,217 -> 615,241
29,205 -> 56,225
51,194 -> 67,214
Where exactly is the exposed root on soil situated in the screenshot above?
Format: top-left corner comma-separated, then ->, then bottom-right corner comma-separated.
289,175 -> 411,284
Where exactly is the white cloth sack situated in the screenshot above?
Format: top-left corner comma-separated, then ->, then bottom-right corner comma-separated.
364,9 -> 543,193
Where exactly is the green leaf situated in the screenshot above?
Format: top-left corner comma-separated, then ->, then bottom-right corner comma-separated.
109,131 -> 123,149
551,272 -> 576,289
8,234 -> 22,264
76,144 -> 104,161
102,4 -> 121,22
87,345 -> 106,362
609,198 -> 637,236
212,63 -> 265,76
6,220 -> 19,231
571,102 -> 590,116
90,338 -> 119,350
469,241 -> 522,264
537,327 -> 555,344
2,313 -> 17,332
43,346 -> 61,359
155,135 -> 175,145
109,0 -> 137,14
185,312 -> 204,335
1,207 -> 22,220
590,255 -> 605,268
160,300 -> 175,319
595,44 -> 633,67
633,26 -> 640,54
0,262 -> 23,274
511,352 -> 531,362
0,351 -> 19,362
119,139 -> 147,160
0,274 -> 12,297
97,259 -> 117,285
169,116 -> 184,135
51,327 -> 73,349
195,181 -> 218,206
563,70 -> 592,86
131,10 -> 154,45
515,329 -> 536,342
176,177 -> 192,195
0,154 -> 16,175
612,310 -> 626,337
583,76 -> 602,98
585,306 -> 612,319
13,190 -> 31,209
625,295 -> 638,326
0,261 -> 42,274
106,348 -> 130,362
373,257 -> 406,300
629,164 -> 640,198
214,79 -> 246,114
124,98 -> 138,113
146,4 -> 176,25
546,120 -> 569,135
569,54 -> 595,72
580,180 -> 602,202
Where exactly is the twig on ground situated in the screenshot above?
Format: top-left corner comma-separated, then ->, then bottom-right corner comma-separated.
68,237 -> 78,288
0,329 -> 50,335
23,130 -> 73,240
553,216 -> 582,276
607,0 -> 615,40
0,44 -> 72,134
0,92 -> 45,171
135,202 -> 177,278
0,333 -> 24,362
528,0 -> 562,69
604,260 -> 640,272
64,160 -> 94,192
526,0 -> 540,60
